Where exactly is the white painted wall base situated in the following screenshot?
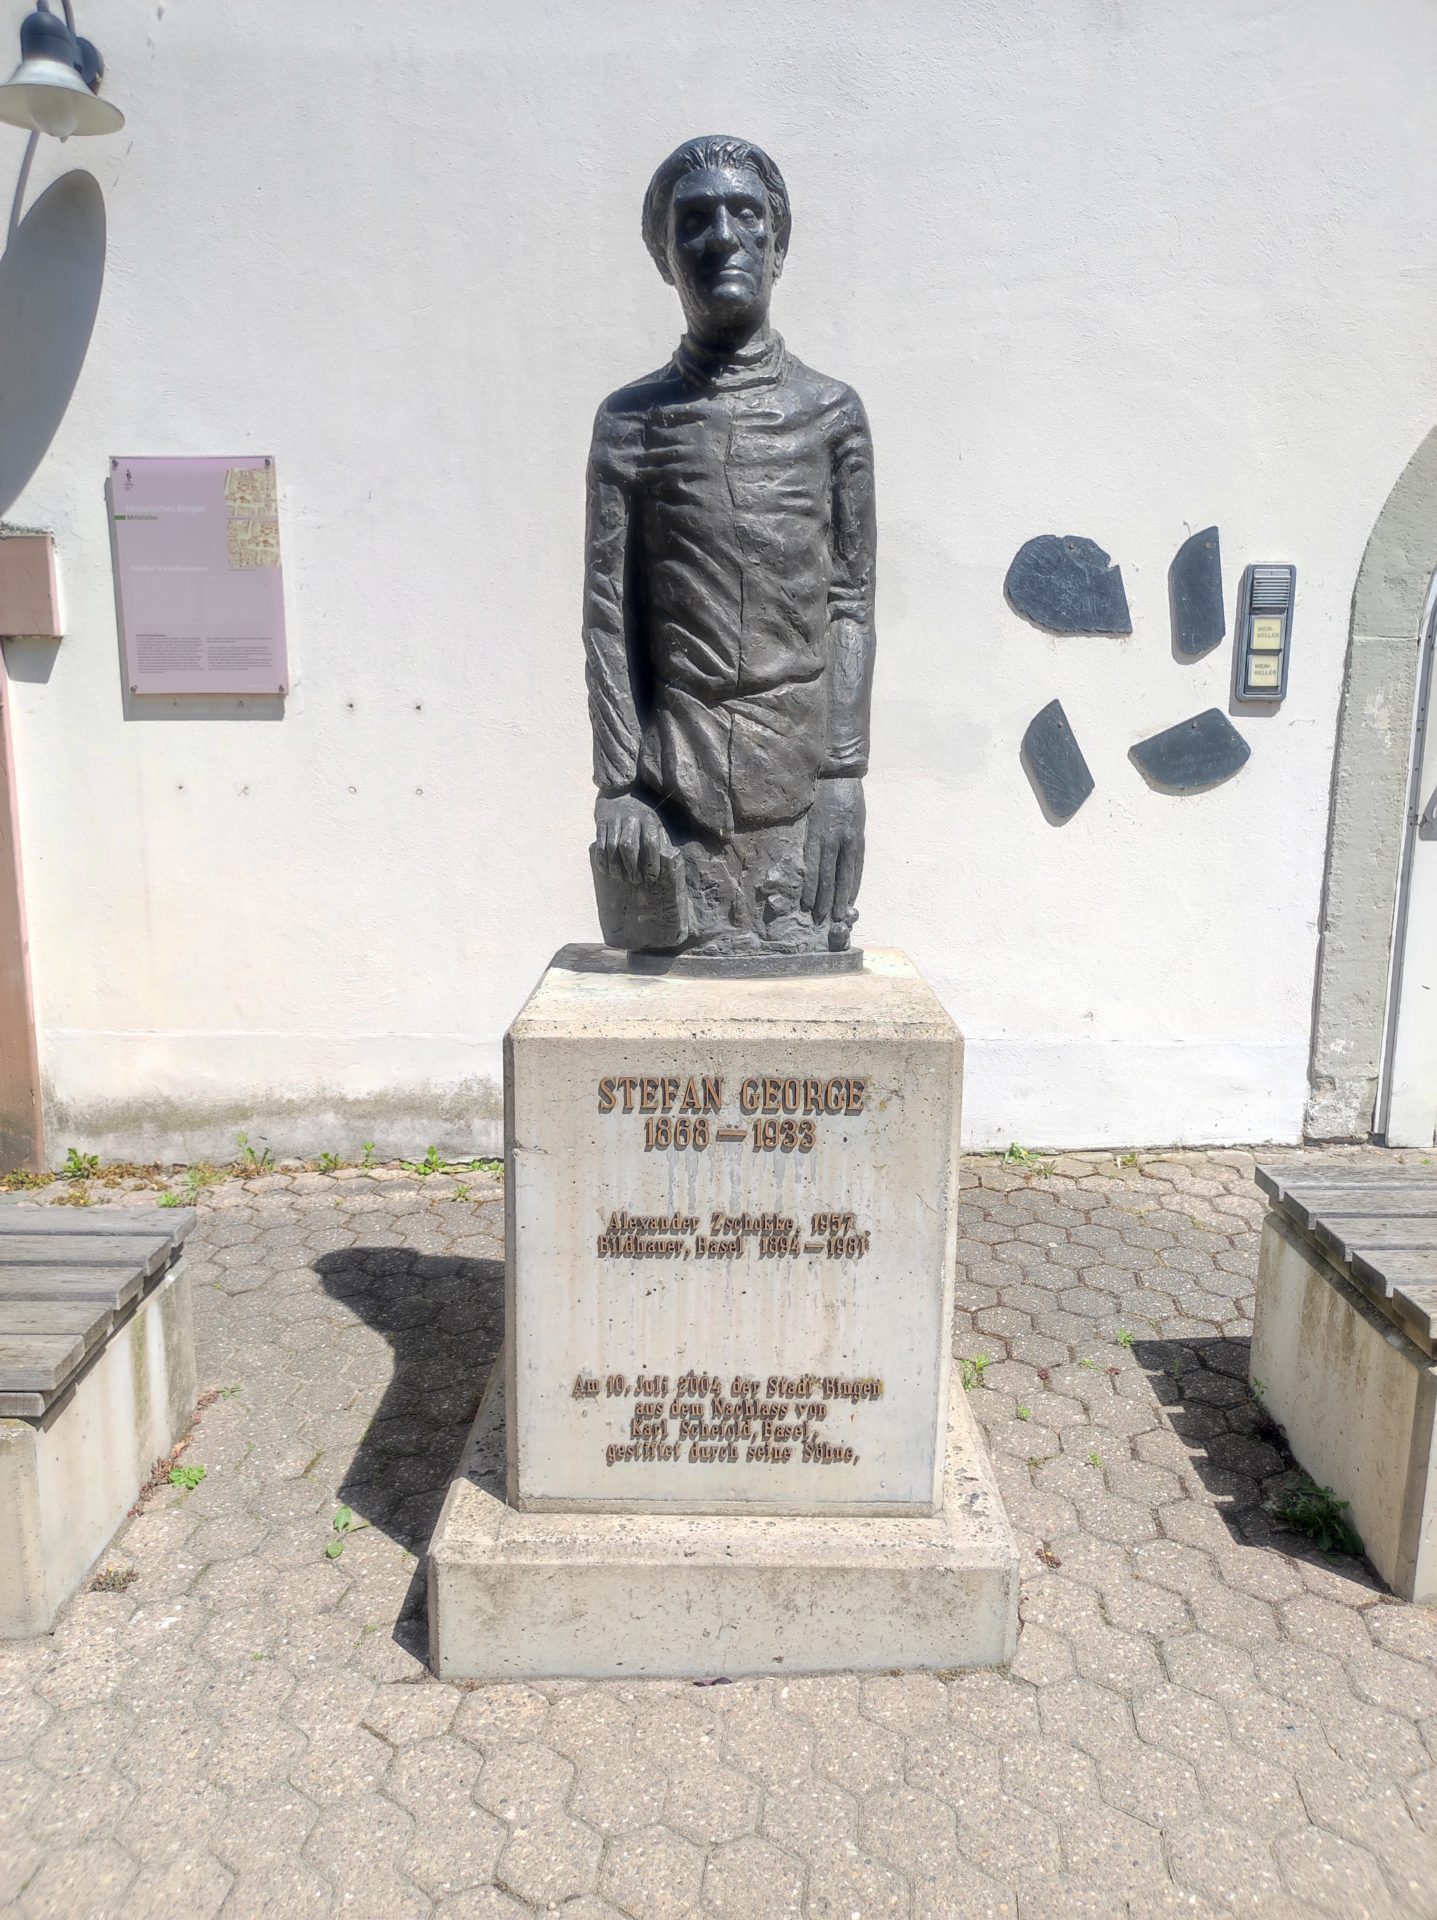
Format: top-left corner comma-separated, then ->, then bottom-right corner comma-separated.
1250,1212 -> 1437,1602
38,1025 -> 1302,1164
962,1036 -> 1306,1151
0,1262 -> 196,1637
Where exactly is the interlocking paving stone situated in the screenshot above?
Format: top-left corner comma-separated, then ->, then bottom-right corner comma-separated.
2,1150 -> 1436,1913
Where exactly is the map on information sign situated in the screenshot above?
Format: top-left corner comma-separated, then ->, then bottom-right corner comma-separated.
108,455 -> 289,695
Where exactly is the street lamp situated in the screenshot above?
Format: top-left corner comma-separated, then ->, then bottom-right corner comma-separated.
0,0 -> 122,141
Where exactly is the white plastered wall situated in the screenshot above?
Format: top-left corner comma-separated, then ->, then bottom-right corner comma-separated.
5,0 -> 1437,1160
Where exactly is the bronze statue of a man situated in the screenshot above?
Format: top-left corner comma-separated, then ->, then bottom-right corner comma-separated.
585,135 -> 876,964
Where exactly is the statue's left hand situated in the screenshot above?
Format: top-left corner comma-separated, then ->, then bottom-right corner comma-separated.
801,777 -> 866,930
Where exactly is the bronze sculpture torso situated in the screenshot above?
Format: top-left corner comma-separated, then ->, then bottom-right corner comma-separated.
585,137 -> 876,966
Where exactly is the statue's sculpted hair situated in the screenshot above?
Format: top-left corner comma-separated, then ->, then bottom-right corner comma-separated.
641,135 -> 791,278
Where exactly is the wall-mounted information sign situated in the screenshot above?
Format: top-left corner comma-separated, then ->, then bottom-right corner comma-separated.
109,456 -> 288,695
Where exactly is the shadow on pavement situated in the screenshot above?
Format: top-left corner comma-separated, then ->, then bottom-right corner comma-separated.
314,1246 -> 505,1648
1131,1333 -> 1385,1594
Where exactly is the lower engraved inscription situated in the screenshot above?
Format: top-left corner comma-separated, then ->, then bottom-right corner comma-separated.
569,1368 -> 885,1470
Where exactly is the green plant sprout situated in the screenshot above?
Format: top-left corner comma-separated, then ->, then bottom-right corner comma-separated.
326,1505 -> 369,1559
235,1132 -> 274,1173
1271,1476 -> 1363,1557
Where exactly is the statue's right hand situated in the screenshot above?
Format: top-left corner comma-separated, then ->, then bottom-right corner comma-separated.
594,791 -> 671,885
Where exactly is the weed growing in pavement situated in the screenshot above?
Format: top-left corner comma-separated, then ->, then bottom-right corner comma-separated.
62,1148 -> 99,1179
52,1189 -> 90,1207
316,1151 -> 342,1173
360,1141 -> 377,1168
1249,1375 -> 1282,1442
91,1160 -> 165,1188
1087,1450 -> 1103,1470
158,1191 -> 184,1208
1002,1143 -> 1034,1165
406,1145 -> 447,1177
90,1566 -> 138,1593
1016,1405 -> 1031,1421
451,1183 -> 472,1202
183,1163 -> 223,1197
1271,1475 -> 1363,1557
959,1354 -> 991,1390
473,1158 -> 503,1174
168,1464 -> 206,1490
1119,1151 -> 1139,1167
1078,1356 -> 1095,1369
1116,1329 -> 1135,1349
0,1168 -> 49,1190
235,1132 -> 274,1174
326,1505 -> 369,1559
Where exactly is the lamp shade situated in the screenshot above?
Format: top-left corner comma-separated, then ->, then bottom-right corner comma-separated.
0,6 -> 123,138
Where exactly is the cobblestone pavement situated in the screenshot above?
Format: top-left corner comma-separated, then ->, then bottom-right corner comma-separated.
4,1148 -> 1437,1919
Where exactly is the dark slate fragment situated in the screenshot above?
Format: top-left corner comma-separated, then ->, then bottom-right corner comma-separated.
1005,535 -> 1132,635
1021,699 -> 1094,822
1169,526 -> 1224,658
1130,708 -> 1250,792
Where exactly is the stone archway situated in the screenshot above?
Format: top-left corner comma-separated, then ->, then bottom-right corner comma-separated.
1306,429 -> 1437,1139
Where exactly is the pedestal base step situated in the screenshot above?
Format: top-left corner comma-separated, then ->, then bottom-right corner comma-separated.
427,1366 -> 1019,1681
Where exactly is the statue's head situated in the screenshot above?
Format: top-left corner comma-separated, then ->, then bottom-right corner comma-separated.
642,135 -> 790,344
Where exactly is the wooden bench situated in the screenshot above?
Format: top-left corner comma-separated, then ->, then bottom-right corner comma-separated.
0,1205 -> 197,1635
1253,1162 -> 1437,1601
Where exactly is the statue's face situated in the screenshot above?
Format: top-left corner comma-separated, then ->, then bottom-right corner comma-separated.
665,165 -> 781,339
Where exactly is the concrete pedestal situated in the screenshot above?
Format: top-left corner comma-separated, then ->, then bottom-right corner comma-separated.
428,945 -> 1019,1678
429,1362 -> 1017,1680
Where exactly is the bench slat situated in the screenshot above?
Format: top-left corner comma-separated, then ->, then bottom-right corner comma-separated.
0,1300 -> 114,1342
0,1265 -> 147,1309
0,1331 -> 87,1392
1278,1190 -> 1437,1227
1310,1217 -> 1437,1261
1350,1249 -> 1437,1282
0,1234 -> 170,1276
1258,1163 -> 1436,1187
0,1206 -> 194,1244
